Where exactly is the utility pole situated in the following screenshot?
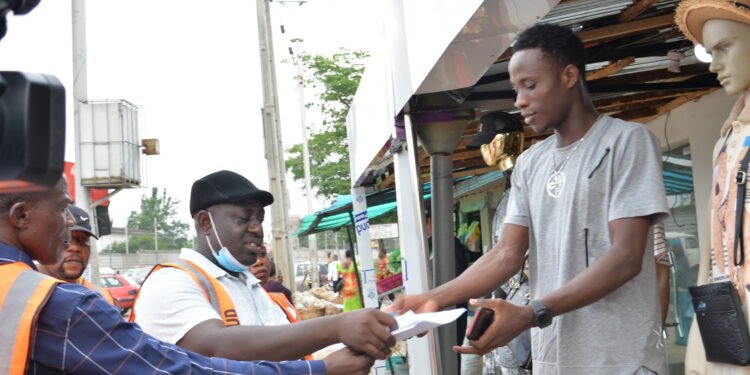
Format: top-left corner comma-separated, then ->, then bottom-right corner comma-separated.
154,216 -> 159,262
256,0 -> 295,292
125,224 -> 129,254
72,0 -> 102,290
290,38 -> 319,288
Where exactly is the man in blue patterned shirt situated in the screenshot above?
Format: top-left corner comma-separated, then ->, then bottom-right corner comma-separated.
0,177 -> 373,374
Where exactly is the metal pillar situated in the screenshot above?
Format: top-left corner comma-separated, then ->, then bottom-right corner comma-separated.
256,0 -> 295,292
431,152 -> 458,375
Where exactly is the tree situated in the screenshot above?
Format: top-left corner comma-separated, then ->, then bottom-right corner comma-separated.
286,49 -> 368,201
103,188 -> 190,253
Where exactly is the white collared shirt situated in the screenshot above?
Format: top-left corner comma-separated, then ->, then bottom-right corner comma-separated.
134,248 -> 289,344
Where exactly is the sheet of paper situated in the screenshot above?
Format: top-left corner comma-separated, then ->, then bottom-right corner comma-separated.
317,308 -> 466,354
392,308 -> 466,341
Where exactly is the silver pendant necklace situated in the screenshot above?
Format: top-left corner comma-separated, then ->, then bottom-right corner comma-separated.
545,115 -> 602,198
546,136 -> 585,198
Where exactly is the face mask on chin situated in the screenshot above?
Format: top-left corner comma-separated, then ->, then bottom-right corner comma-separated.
206,211 -> 255,273
480,131 -> 525,170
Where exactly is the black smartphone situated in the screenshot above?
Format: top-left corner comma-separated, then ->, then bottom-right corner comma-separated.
466,307 -> 495,341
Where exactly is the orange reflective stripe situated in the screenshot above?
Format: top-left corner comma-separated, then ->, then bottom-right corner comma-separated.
266,292 -> 299,323
132,260 -> 239,326
0,263 -> 58,375
81,279 -> 115,306
264,292 -> 312,360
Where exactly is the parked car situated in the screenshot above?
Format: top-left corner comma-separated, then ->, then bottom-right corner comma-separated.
125,266 -> 154,285
295,262 -> 329,290
101,273 -> 139,314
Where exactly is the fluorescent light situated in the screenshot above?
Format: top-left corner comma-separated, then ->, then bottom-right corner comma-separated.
694,44 -> 712,63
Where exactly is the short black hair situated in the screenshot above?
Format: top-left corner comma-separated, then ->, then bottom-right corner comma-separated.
513,23 -> 587,80
345,250 -> 353,259
269,261 -> 277,277
0,190 -> 47,214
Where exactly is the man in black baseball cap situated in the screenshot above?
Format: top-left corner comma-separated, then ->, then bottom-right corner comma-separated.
38,205 -> 116,304
133,170 -> 398,365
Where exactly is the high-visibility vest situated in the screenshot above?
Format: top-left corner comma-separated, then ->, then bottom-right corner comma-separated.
130,259 -> 240,326
131,260 -> 315,360
80,279 -> 116,306
266,291 -> 300,323
0,262 -> 59,375
264,291 -> 313,360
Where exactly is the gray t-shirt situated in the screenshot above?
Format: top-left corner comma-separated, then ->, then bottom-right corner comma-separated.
505,115 -> 669,375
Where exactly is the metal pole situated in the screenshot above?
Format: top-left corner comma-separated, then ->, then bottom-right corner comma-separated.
124,224 -> 129,254
432,153 -> 459,375
72,0 -> 102,291
291,38 -> 318,288
154,216 -> 159,263
256,0 -> 295,293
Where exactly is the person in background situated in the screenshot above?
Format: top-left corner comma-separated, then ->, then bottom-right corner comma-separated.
250,253 -> 313,359
38,204 -> 115,306
0,177 -> 370,374
424,200 -> 471,367
263,260 -> 293,302
328,253 -> 340,288
337,250 -> 363,311
376,249 -> 391,281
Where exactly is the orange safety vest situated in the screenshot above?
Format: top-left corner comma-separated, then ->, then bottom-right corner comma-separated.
0,262 -> 59,375
80,279 -> 116,306
266,291 -> 300,323
264,291 -> 313,360
130,259 -> 240,326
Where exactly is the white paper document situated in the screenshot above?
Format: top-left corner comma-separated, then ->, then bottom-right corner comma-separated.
392,308 -> 466,341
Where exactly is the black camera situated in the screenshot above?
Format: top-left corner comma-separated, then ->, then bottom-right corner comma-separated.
0,0 -> 67,193
0,72 -> 66,192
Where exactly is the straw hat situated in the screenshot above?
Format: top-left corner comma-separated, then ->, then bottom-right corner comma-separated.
675,0 -> 750,45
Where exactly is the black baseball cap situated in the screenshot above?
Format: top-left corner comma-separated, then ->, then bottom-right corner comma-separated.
68,205 -> 98,239
466,111 -> 524,149
190,170 -> 274,216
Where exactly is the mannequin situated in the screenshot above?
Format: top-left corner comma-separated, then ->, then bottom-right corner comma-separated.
676,1 -> 750,374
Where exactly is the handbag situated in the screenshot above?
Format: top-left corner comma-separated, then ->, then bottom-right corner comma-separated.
689,143 -> 750,366
504,263 -> 532,370
486,255 -> 532,371
690,282 -> 750,365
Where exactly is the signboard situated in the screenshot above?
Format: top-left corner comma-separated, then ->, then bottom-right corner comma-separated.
369,223 -> 399,240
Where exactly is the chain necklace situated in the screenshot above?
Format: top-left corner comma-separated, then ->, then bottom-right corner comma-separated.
545,129 -> 591,198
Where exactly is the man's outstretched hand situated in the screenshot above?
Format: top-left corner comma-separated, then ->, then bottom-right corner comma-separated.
453,298 -> 534,355
323,347 -> 375,375
337,308 -> 397,360
385,294 -> 440,315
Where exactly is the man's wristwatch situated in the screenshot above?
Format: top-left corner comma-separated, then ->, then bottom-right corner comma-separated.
530,299 -> 553,328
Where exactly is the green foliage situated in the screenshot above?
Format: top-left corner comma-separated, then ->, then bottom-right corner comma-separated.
286,49 -> 368,201
102,188 -> 190,253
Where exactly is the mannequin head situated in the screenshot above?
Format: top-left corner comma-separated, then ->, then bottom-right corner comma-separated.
703,19 -> 750,95
676,0 -> 750,94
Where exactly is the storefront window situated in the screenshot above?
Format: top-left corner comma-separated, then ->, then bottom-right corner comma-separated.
662,144 -> 699,374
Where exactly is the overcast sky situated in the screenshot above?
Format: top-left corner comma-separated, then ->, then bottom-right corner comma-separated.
0,0 -> 377,239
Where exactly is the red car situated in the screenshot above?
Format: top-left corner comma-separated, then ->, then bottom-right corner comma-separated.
101,274 -> 139,313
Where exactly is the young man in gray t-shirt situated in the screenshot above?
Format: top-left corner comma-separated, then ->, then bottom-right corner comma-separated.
389,24 -> 669,375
